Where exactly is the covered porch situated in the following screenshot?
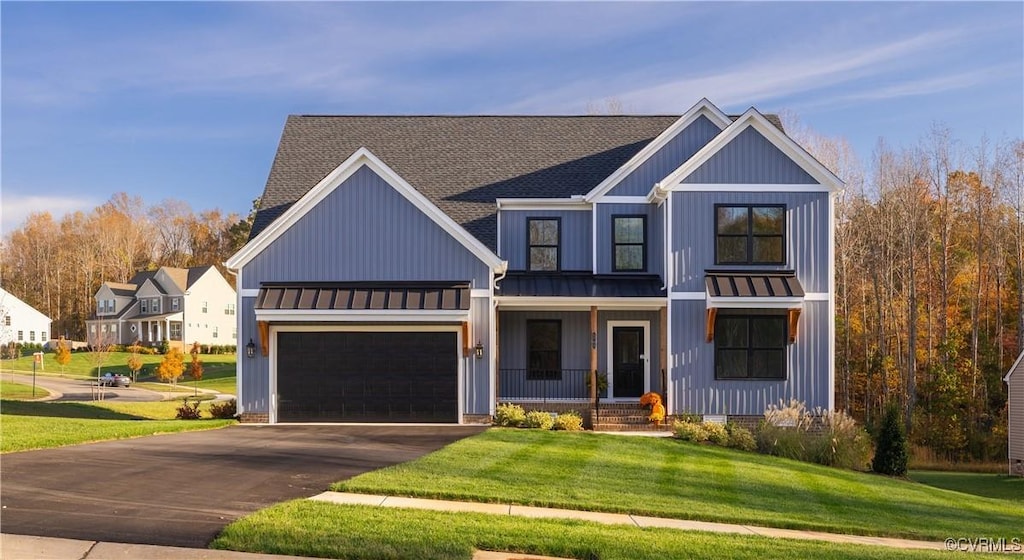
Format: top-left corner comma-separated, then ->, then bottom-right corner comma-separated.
132,312 -> 184,348
494,272 -> 667,406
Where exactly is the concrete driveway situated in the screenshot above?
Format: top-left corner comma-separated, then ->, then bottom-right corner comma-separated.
0,424 -> 485,547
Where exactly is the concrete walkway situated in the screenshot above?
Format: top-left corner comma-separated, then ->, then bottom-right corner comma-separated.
310,491 -> 958,553
0,534 -> 568,560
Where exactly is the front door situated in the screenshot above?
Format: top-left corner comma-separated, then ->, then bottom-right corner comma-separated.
611,326 -> 644,398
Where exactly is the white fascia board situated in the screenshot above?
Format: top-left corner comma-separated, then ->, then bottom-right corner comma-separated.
584,98 -> 730,202
1006,350 -> 1024,382
594,196 -> 650,204
240,288 -> 259,298
673,184 -> 834,193
494,296 -> 667,310
496,198 -> 590,211
706,296 -> 804,309
226,147 -> 505,272
660,108 -> 845,193
253,309 -> 469,322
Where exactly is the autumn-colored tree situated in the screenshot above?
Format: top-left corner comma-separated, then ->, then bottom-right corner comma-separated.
156,347 -> 185,387
55,337 -> 71,376
189,341 -> 204,396
126,340 -> 144,382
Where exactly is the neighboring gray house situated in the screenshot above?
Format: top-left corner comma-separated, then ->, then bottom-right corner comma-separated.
226,99 -> 843,425
1006,351 -> 1024,476
87,266 -> 237,351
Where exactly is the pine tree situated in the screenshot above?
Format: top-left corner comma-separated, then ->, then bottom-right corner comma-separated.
872,402 -> 909,476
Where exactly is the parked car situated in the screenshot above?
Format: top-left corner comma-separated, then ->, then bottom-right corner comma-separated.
98,373 -> 131,388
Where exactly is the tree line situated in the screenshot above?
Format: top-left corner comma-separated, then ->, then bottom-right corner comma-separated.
785,113 -> 1023,462
0,193 -> 255,341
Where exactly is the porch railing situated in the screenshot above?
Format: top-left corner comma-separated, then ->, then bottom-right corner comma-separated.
498,368 -> 590,402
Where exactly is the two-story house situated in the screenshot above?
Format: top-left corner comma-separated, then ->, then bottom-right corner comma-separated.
226,99 -> 842,425
0,287 -> 52,347
86,266 -> 237,350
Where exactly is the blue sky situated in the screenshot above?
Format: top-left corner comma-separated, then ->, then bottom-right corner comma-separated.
2,1 -> 1022,233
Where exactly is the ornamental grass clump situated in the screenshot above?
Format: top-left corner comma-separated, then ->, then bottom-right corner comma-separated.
815,409 -> 871,470
522,410 -> 555,430
494,403 -> 526,427
552,411 -> 584,431
756,399 -> 871,471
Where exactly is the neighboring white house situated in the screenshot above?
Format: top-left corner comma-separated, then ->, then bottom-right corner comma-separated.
85,266 -> 236,350
1006,350 -> 1024,477
0,287 -> 52,346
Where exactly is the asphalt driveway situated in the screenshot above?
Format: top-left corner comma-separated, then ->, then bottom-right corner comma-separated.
0,424 -> 485,547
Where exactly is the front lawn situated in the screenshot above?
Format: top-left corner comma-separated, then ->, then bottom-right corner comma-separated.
334,429 -> 1022,541
909,470 -> 1024,502
0,380 -> 51,400
213,501 -> 952,560
0,398 -> 235,453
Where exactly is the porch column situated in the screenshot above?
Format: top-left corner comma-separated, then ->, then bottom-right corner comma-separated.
494,309 -> 500,405
156,322 -> 162,342
589,305 -> 598,402
660,306 -> 668,399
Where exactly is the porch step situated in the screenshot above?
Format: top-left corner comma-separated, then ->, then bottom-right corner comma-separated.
591,403 -> 669,432
592,422 -> 670,432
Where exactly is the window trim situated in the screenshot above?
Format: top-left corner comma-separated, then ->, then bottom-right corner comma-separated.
714,312 -> 788,380
714,204 -> 786,265
526,319 -> 561,381
526,217 -> 561,272
611,214 -> 647,272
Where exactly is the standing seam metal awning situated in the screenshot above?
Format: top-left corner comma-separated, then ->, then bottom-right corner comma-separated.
256,282 -> 471,311
704,271 -> 805,343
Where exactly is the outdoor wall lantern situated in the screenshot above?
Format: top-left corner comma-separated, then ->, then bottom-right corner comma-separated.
246,338 -> 256,359
474,340 -> 484,359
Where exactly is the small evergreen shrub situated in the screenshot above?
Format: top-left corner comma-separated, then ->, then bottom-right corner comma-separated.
522,410 -> 555,430
872,402 -> 909,476
725,423 -> 756,452
208,399 -> 237,419
159,339 -> 171,355
552,411 -> 584,431
494,403 -> 526,427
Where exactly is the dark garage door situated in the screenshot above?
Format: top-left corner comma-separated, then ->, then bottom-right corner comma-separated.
277,331 -> 458,423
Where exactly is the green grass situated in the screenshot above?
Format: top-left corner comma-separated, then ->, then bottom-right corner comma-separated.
910,470 -> 1024,502
333,429 -> 1023,541
0,380 -> 51,400
213,501 -> 956,560
1,398 -> 235,453
2,351 -> 235,388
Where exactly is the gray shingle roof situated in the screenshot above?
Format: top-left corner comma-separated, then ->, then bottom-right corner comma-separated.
252,114 -> 784,251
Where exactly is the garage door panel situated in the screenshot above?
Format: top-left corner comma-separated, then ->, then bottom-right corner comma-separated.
277,331 -> 458,423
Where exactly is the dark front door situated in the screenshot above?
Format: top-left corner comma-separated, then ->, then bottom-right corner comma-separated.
612,326 -> 644,398
276,331 -> 458,423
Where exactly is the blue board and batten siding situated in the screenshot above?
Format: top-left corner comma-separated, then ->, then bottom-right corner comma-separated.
595,203 -> 664,278
241,166 -> 491,290
670,191 -> 830,293
607,115 -> 723,196
670,300 -> 830,415
499,210 -> 591,271
682,128 -> 817,185
238,165 -> 494,417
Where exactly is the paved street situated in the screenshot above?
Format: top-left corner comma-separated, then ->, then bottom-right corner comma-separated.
3,372 -> 164,402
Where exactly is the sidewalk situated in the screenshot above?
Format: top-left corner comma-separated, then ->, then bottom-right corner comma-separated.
310,491 -> 954,553
0,534 -> 567,560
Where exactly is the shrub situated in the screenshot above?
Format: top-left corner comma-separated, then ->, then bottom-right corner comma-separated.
208,399 -> 237,419
159,339 -> 171,355
175,398 -> 203,420
522,410 -> 555,430
815,410 -> 872,470
494,403 -> 526,427
552,411 -> 584,431
672,419 -> 708,442
703,421 -> 729,445
873,402 -> 909,476
757,420 -> 810,460
725,423 -> 756,452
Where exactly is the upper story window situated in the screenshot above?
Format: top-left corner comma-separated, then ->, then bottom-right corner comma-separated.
225,303 -> 235,315
172,298 -> 180,311
527,218 -> 560,271
29,331 -> 36,342
715,205 -> 785,265
715,313 -> 786,380
202,301 -> 208,313
612,215 -> 646,272
140,299 -> 148,314
4,315 -> 10,326
151,298 -> 160,313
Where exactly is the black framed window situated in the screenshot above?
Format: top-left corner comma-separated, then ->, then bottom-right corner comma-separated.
528,218 -> 560,271
715,314 -> 787,380
613,215 -> 646,272
527,319 -> 561,380
715,205 -> 785,264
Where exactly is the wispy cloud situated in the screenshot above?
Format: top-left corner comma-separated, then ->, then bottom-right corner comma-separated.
502,27 -> 974,113
0,193 -> 98,234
